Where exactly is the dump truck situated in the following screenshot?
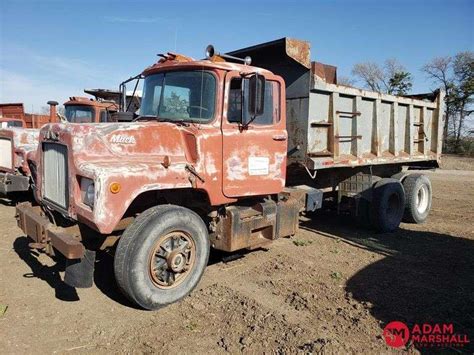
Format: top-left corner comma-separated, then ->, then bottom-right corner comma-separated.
15,38 -> 444,310
0,103 -> 51,128
0,96 -> 119,197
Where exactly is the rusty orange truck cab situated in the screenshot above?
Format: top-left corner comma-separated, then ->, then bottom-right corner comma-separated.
0,97 -> 118,197
63,96 -> 118,123
16,38 -> 444,310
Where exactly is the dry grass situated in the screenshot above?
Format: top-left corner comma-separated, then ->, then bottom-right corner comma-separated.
439,155 -> 474,171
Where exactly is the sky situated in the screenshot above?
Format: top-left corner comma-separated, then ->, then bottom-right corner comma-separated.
1,0 -> 473,113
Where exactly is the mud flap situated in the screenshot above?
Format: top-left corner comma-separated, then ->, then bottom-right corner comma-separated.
64,249 -> 96,288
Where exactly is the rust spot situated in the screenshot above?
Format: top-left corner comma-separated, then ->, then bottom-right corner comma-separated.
286,38 -> 311,68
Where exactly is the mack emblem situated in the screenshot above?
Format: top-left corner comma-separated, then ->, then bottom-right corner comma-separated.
110,134 -> 136,144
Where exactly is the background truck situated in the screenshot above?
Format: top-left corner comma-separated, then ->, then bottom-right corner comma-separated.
15,38 -> 444,310
0,95 -> 120,197
0,117 -> 25,128
0,103 -> 51,128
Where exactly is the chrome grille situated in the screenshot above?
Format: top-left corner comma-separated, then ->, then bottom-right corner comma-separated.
43,143 -> 69,210
0,138 -> 13,170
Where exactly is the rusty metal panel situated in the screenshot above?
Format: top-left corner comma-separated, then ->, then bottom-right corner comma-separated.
211,202 -> 278,252
287,98 -> 309,163
0,103 -> 25,121
47,229 -> 84,259
24,114 -> 51,129
311,62 -> 337,84
16,202 -> 50,243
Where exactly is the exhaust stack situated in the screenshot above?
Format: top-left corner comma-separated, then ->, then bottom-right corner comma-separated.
47,100 -> 59,123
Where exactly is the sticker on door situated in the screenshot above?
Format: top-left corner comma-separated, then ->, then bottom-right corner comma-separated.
248,157 -> 269,176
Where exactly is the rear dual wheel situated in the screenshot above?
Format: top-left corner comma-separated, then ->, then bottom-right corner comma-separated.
114,205 -> 210,310
370,178 -> 406,233
362,174 -> 432,232
401,174 -> 432,224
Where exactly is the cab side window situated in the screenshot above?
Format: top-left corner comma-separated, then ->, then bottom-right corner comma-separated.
228,79 -> 242,123
227,78 -> 279,125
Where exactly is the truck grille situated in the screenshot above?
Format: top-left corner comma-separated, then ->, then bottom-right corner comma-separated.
0,138 -> 13,170
43,143 -> 69,210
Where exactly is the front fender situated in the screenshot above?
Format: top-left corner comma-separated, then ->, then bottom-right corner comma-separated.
73,161 -> 192,234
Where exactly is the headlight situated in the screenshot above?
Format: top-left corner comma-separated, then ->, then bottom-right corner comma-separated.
80,177 -> 95,208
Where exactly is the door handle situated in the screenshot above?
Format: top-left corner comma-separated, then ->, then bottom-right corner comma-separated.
272,135 -> 287,141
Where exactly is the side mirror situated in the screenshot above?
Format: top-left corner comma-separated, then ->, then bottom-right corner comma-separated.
248,74 -> 265,118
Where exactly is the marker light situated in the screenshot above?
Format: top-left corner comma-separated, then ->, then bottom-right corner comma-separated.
110,182 -> 121,194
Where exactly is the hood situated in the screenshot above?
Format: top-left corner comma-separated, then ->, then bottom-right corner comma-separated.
0,127 -> 39,147
40,122 -> 196,164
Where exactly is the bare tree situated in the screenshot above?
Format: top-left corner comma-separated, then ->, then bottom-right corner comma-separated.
337,76 -> 355,87
352,62 -> 385,92
422,52 -> 473,153
422,56 -> 453,146
352,59 -> 412,95
452,52 -> 474,151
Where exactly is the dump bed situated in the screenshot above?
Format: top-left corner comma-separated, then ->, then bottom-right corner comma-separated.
289,77 -> 444,170
228,38 -> 444,170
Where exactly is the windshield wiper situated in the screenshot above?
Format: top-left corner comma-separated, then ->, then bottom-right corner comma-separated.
134,115 -> 192,126
157,118 -> 190,127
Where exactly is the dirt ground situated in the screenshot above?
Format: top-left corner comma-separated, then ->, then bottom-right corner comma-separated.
1,157 -> 473,354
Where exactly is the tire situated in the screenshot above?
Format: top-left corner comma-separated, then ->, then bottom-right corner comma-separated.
401,174 -> 432,224
114,205 -> 210,310
370,178 -> 405,233
355,197 -> 371,228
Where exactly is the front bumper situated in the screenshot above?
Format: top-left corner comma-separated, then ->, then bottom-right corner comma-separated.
0,172 -> 30,195
15,202 -> 84,259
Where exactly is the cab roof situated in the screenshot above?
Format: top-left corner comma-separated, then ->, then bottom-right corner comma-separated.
142,54 -> 273,77
64,96 -> 118,110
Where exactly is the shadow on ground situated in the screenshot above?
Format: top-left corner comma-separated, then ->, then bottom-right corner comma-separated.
301,212 -> 474,353
0,191 -> 34,207
92,246 -> 257,310
13,237 -> 79,301
13,209 -> 473,353
13,235 -> 258,311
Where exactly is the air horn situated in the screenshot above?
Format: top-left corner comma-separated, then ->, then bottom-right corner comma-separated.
205,45 -> 252,66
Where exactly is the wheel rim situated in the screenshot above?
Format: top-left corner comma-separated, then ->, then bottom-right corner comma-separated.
416,184 -> 429,214
148,231 -> 196,289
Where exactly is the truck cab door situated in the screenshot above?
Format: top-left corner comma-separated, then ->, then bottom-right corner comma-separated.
222,71 -> 287,198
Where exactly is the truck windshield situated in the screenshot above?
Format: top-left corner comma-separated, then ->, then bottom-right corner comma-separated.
140,71 -> 216,122
7,120 -> 23,127
65,105 -> 94,123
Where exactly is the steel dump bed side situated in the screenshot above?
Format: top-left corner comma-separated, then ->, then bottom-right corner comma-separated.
291,79 -> 444,170
229,38 -> 444,170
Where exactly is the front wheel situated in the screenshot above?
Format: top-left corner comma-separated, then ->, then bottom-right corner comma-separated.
114,205 -> 210,310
